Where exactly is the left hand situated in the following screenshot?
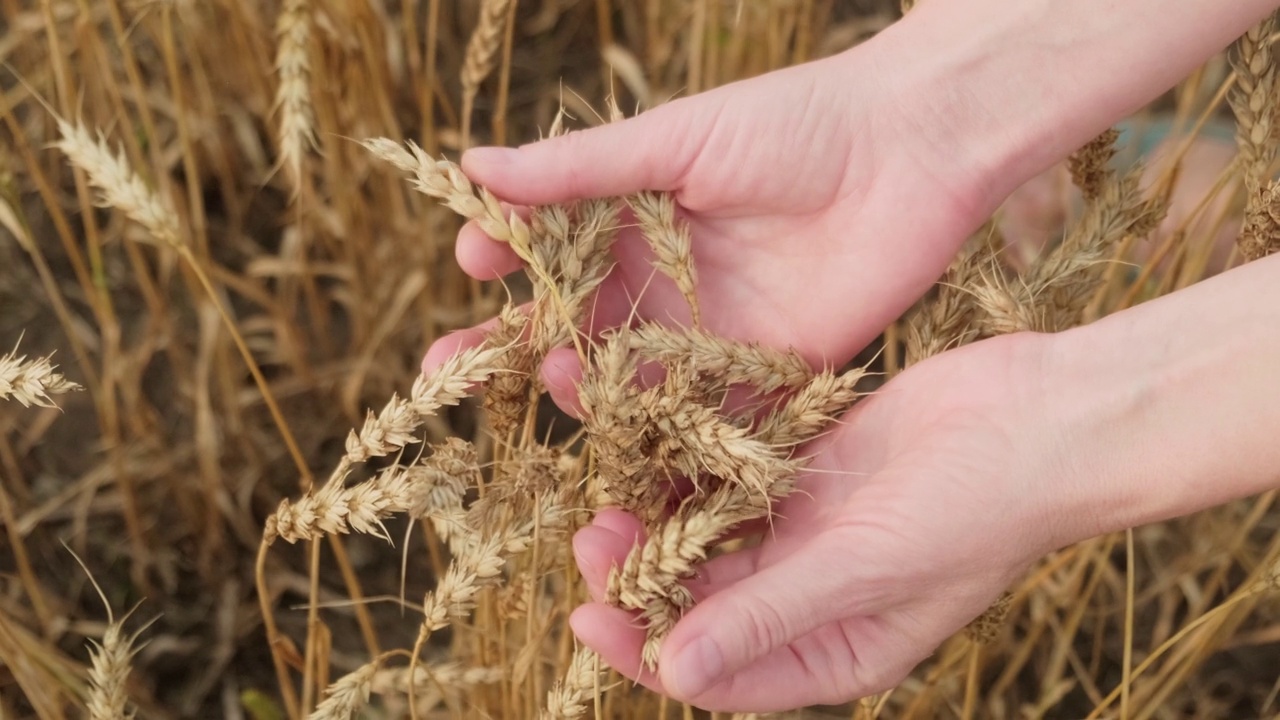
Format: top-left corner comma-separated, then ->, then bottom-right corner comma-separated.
570,331 -> 1078,712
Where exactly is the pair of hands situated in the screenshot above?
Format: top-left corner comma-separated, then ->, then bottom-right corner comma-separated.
421,35 -> 1143,713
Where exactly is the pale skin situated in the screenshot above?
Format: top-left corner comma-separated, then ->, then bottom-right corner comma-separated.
424,0 -> 1280,712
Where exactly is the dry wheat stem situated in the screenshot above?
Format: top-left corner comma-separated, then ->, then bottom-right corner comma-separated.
274,0 -> 315,190
0,345 -> 80,407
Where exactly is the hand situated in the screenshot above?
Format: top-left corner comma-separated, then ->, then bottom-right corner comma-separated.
426,40 -> 999,376
569,332 -> 1071,712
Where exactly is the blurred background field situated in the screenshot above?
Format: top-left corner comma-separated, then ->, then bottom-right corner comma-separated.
1,0 -> 1279,718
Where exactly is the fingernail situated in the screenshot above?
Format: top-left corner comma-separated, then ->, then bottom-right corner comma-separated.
462,147 -> 517,169
668,636 -> 723,699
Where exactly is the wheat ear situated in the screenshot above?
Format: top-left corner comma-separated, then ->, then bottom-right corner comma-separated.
274,0 -> 315,190
629,191 -> 701,325
0,344 -> 81,407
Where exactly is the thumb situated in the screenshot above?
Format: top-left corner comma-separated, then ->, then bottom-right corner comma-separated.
656,529 -> 859,704
460,99 -> 709,205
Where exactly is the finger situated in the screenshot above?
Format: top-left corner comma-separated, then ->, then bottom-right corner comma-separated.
422,325 -> 493,375
421,302 -> 532,375
461,100 -> 707,205
456,220 -> 523,279
657,528 -> 859,702
569,603 -> 665,693
542,348 -> 585,418
572,511 -> 646,603
662,616 -> 907,713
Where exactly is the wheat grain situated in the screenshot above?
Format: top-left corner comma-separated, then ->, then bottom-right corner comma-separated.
344,393 -> 420,463
754,366 -> 865,448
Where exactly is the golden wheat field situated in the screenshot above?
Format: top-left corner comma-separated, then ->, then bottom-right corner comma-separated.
3,0 -> 1280,718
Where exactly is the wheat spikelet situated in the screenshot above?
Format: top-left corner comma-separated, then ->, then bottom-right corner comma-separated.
629,191 -> 701,325
533,199 -> 623,351
0,345 -> 81,407
409,343 -> 508,417
969,272 -> 1043,336
542,647 -> 607,720
1239,178 -> 1280,260
54,119 -> 180,247
460,0 -> 514,126
754,366 -> 865,447
344,393 -> 420,463
482,305 -> 534,436
904,223 -> 1002,364
86,621 -> 145,720
964,591 -> 1014,644
629,324 -> 813,394
274,0 -> 315,190
309,660 -> 376,720
1067,128 -> 1120,202
362,138 -> 534,261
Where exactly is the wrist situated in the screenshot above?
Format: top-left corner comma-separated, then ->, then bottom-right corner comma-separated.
857,0 -> 1279,216
1037,258 -> 1280,547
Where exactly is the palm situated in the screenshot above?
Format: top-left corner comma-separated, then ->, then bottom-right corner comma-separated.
455,54 -> 988,369
571,337 -> 1052,711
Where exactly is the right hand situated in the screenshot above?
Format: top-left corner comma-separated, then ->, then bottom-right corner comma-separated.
425,36 -> 1005,391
